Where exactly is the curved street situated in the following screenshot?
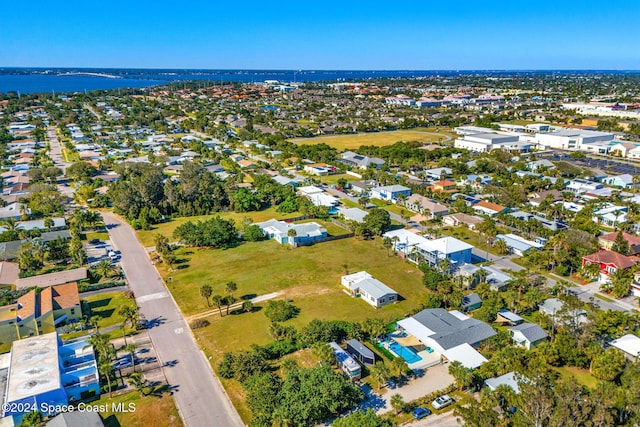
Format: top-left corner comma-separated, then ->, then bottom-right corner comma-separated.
102,212 -> 244,427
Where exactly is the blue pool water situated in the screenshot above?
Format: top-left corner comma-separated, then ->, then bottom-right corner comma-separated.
389,341 -> 422,364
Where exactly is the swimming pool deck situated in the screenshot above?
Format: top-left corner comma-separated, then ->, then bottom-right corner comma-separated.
382,337 -> 441,370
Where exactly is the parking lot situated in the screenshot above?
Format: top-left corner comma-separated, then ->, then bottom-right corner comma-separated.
112,331 -> 166,385
83,239 -> 120,266
539,151 -> 640,175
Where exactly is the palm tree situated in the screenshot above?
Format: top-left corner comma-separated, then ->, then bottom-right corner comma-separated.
225,281 -> 237,299
127,372 -> 148,396
370,361 -> 390,389
118,305 -> 139,330
200,284 -> 213,307
390,393 -> 406,414
125,343 -> 137,372
212,295 -> 224,316
99,361 -> 115,398
96,259 -> 115,279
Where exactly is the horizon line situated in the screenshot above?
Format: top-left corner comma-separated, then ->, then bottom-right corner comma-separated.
2,66 -> 640,73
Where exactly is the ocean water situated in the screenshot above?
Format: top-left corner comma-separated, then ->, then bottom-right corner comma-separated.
0,69 -> 443,94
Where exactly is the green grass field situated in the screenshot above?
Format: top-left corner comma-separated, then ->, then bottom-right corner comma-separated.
159,236 -> 427,318
136,207 -> 301,247
290,127 -> 454,150
97,389 -> 182,427
83,291 -> 137,331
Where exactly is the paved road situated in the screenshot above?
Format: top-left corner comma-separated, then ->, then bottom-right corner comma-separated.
408,410 -> 461,427
102,212 -> 244,427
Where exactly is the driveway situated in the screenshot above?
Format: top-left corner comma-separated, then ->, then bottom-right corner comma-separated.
102,212 -> 244,427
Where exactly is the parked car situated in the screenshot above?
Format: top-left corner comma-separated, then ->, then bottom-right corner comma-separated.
113,358 -> 132,369
432,395 -> 453,410
89,238 -> 100,244
412,407 -> 431,419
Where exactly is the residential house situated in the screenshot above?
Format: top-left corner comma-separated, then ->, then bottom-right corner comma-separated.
256,219 -> 327,246
349,180 -> 377,195
495,234 -> 543,256
397,308 -> 497,369
383,228 -> 473,271
298,186 -> 339,207
45,411 -> 105,427
566,178 -> 603,194
527,189 -> 562,207
369,184 -> 411,202
461,174 -> 493,187
509,323 -> 549,349
582,250 -> 638,281
599,231 -> 640,255
472,200 -> 508,216
539,298 -> 587,325
340,151 -> 385,169
602,174 -> 635,188
442,213 -> 484,230
304,163 -> 333,176
0,261 -> 19,285
0,282 -> 82,342
2,332 -> 100,425
424,167 -> 452,180
430,180 -> 458,193
341,271 -> 398,308
484,372 -> 521,394
338,207 -> 368,223
404,195 -> 449,218
496,309 -> 524,326
527,159 -> 555,172
15,267 -> 88,290
0,202 -> 29,220
609,334 -> 640,361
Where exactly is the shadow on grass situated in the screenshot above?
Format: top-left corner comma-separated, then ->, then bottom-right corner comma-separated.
230,306 -> 262,315
240,293 -> 257,300
102,414 -> 122,427
175,264 -> 190,270
89,298 -> 112,309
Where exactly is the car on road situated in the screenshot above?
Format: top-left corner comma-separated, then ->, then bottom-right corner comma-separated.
113,359 -> 132,369
412,407 -> 431,419
432,395 -> 453,410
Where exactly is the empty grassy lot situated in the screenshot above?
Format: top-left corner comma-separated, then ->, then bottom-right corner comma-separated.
98,389 -> 182,427
290,127 -> 455,150
136,207 -> 301,247
158,236 -> 426,318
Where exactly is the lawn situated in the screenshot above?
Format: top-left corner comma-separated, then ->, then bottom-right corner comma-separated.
159,236 -> 426,318
84,231 -> 110,242
83,291 -> 137,331
136,206 -> 302,247
96,389 -> 182,427
552,366 -> 599,389
290,127 -> 454,150
318,173 -> 357,186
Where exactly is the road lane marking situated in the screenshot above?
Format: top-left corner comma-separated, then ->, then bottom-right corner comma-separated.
174,327 -> 184,334
136,292 -> 169,304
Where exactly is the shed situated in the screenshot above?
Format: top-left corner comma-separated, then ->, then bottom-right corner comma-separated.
346,339 -> 375,366
461,293 -> 482,312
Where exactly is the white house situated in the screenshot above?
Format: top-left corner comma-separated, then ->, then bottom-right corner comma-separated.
341,271 -> 398,308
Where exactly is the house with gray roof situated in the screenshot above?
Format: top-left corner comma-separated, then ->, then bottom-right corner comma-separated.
461,293 -> 482,312
369,184 -> 411,202
484,372 -> 521,394
256,219 -> 327,247
338,207 -> 368,223
341,271 -> 398,308
510,323 -> 549,349
397,308 -> 496,368
340,151 -> 385,169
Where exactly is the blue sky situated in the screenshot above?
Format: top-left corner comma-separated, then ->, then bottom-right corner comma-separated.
2,0 -> 640,69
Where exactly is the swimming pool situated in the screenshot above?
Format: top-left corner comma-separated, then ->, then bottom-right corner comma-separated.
389,341 -> 423,364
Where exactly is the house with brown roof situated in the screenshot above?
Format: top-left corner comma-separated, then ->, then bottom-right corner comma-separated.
442,213 -> 485,230
598,231 -> 640,255
404,195 -> 449,219
527,189 -> 563,207
0,282 -> 82,342
582,250 -> 639,282
472,200 -> 509,216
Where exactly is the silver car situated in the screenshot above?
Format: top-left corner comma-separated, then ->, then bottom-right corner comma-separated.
432,395 -> 453,410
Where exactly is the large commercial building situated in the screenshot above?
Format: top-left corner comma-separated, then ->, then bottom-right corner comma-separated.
0,332 -> 100,425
